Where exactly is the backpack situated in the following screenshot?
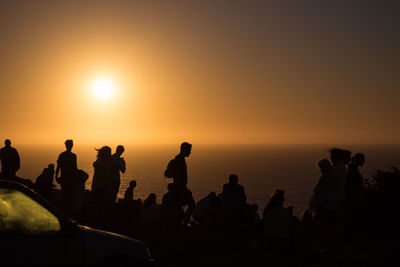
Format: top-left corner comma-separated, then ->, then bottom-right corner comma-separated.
164,158 -> 177,178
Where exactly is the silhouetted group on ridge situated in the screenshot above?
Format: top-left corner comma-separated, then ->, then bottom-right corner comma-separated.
1,138 -> 397,255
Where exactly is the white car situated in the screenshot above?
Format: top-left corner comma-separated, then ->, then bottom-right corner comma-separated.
0,179 -> 153,266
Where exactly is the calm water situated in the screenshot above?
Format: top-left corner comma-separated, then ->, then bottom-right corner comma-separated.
16,144 -> 400,215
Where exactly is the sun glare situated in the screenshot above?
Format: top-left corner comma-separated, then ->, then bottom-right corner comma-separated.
91,77 -> 114,100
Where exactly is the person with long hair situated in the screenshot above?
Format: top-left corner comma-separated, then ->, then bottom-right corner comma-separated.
141,193 -> 161,226
263,189 -> 292,242
91,146 -> 112,210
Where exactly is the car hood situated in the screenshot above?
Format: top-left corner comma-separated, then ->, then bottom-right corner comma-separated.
79,225 -> 151,263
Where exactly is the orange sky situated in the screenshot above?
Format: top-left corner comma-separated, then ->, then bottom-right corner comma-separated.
1,1 -> 399,145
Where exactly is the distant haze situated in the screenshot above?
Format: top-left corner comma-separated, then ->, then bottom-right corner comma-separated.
1,1 -> 399,145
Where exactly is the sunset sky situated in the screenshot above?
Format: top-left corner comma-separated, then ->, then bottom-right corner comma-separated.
1,1 -> 399,145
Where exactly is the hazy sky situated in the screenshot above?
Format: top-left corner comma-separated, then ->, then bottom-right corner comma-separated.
1,0 -> 399,145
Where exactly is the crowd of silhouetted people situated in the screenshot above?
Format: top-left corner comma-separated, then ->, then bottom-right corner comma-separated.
0,138 -> 384,254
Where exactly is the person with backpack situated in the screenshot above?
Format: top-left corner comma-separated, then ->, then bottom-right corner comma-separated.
164,142 -> 191,191
164,142 -> 195,224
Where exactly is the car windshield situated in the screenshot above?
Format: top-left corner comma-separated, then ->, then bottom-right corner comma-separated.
0,188 -> 61,234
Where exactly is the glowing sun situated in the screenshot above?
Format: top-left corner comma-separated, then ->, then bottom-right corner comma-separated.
91,77 -> 114,100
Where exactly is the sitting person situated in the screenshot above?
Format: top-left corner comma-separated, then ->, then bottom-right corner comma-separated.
35,164 -> 59,203
72,169 -> 89,214
193,192 -> 218,224
117,180 -> 141,229
141,193 -> 161,226
124,180 -> 137,201
263,189 -> 292,242
222,174 -> 247,224
162,183 -> 188,226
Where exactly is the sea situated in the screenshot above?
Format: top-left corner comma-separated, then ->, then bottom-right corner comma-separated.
16,144 -> 400,216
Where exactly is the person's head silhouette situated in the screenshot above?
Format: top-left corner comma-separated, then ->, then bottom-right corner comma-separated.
144,193 -> 157,207
264,189 -> 285,214
352,153 -> 365,167
343,150 -> 352,164
116,145 -> 125,156
180,142 -> 192,157
317,158 -> 331,173
329,148 -> 344,164
65,139 -> 73,151
129,180 -> 137,188
4,139 -> 11,147
270,189 -> 285,206
229,174 -> 238,184
96,146 -> 111,160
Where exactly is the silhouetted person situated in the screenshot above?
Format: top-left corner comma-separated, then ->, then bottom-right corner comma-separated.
165,142 -> 192,194
327,148 -> 347,213
301,209 -> 312,224
55,139 -> 78,214
164,142 -> 195,225
343,150 -> 352,166
250,204 -> 260,223
110,145 -> 126,202
310,158 -> 331,215
162,183 -> 183,225
73,169 -> 89,214
120,179 -> 141,229
35,164 -> 58,203
299,209 -> 313,249
287,206 -> 301,223
141,193 -> 161,226
345,153 -> 366,239
162,183 -> 178,209
55,139 -> 77,182
193,192 -> 217,224
222,174 -> 247,224
346,153 -> 365,202
263,189 -> 292,242
92,146 -> 112,209
124,180 -> 137,200
0,139 -> 20,178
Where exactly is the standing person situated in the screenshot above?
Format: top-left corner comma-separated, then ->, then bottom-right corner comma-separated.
164,142 -> 195,224
0,139 -> 20,178
55,139 -> 78,213
110,145 -> 126,202
165,142 -> 192,194
55,139 -> 78,183
91,146 -> 112,210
